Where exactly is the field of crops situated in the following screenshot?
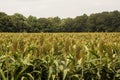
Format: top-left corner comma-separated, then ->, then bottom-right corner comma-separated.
0,33 -> 120,80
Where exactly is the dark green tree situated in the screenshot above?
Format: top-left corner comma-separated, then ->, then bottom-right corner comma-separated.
38,18 -> 52,32
27,15 -> 39,32
11,13 -> 28,32
73,14 -> 88,32
0,16 -> 14,32
60,18 -> 74,32
48,17 -> 61,32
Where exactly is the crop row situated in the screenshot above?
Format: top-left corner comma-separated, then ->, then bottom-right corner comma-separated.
0,33 -> 120,80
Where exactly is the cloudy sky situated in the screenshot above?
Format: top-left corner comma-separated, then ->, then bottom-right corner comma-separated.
0,0 -> 120,18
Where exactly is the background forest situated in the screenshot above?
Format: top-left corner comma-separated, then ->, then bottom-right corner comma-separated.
0,10 -> 120,32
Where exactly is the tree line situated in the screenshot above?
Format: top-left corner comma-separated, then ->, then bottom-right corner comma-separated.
0,10 -> 120,32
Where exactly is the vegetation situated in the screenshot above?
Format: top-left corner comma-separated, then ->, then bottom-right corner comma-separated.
0,33 -> 120,80
0,10 -> 120,32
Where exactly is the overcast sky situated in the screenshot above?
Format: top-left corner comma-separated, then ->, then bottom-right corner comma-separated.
0,0 -> 120,18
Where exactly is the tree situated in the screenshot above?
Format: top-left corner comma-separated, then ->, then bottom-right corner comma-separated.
0,16 -> 14,32
0,12 -> 7,18
60,18 -> 74,32
109,11 -> 120,32
27,15 -> 39,32
73,14 -> 88,32
38,18 -> 52,32
11,13 -> 28,32
48,17 -> 61,32
0,10 -> 120,32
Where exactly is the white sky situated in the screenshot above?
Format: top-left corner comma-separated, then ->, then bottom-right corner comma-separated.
0,0 -> 120,18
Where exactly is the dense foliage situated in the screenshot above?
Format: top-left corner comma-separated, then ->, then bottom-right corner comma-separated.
0,10 -> 120,32
0,33 -> 120,80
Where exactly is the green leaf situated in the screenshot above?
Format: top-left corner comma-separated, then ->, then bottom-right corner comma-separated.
26,73 -> 34,80
0,68 -> 6,80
